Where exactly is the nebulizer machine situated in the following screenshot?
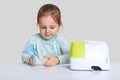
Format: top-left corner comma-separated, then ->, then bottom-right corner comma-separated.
70,41 -> 110,71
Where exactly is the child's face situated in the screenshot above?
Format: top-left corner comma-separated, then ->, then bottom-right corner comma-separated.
39,15 -> 60,40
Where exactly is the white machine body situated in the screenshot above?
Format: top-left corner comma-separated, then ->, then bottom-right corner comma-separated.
70,41 -> 110,70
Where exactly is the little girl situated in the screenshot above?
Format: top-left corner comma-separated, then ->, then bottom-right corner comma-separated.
22,4 -> 70,67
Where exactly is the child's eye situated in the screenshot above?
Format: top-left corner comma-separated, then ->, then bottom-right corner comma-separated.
50,26 -> 55,29
41,26 -> 46,29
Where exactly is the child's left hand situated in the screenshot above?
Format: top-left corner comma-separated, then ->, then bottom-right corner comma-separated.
44,56 -> 60,67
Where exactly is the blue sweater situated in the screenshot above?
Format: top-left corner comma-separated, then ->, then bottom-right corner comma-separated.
22,33 -> 70,64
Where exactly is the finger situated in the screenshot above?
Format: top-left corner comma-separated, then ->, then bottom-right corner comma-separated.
44,60 -> 54,67
29,58 -> 34,65
44,61 -> 51,67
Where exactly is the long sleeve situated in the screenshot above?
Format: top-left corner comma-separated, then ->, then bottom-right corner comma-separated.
22,36 -> 36,64
57,35 -> 70,64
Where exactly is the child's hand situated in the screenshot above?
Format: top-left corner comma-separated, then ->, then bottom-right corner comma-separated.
29,57 -> 34,65
44,56 -> 60,67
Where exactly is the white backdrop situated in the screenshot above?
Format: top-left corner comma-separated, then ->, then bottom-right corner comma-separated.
0,0 -> 120,63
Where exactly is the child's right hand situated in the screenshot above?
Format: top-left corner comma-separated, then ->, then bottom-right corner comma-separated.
29,57 -> 34,65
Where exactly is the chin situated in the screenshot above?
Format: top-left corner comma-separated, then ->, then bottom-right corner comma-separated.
44,36 -> 53,40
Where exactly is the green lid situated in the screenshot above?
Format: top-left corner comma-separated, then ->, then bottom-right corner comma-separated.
70,41 -> 88,58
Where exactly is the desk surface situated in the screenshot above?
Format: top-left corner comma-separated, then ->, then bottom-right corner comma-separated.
0,63 -> 120,80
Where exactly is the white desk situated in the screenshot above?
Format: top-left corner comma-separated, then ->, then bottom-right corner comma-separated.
0,63 -> 120,80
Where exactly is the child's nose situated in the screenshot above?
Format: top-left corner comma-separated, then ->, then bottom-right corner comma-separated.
46,28 -> 50,33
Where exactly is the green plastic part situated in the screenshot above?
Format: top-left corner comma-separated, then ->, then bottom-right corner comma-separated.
70,41 -> 88,58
